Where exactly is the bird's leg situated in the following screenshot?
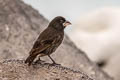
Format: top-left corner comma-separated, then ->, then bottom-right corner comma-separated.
35,56 -> 45,64
48,55 -> 60,65
37,57 -> 41,61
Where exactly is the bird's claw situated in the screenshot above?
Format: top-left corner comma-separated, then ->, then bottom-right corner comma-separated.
35,59 -> 45,64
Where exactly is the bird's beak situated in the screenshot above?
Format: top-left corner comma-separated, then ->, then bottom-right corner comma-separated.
63,21 -> 71,27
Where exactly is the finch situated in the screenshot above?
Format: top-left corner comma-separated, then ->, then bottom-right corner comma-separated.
25,16 -> 71,66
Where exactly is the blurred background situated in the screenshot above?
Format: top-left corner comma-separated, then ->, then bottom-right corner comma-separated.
23,0 -> 120,79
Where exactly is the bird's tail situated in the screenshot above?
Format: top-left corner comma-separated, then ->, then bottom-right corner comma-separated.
25,54 -> 37,66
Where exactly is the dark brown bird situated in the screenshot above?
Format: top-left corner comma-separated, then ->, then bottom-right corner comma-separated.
25,16 -> 71,66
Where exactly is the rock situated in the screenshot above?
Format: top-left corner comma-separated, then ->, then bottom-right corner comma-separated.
0,59 -> 93,80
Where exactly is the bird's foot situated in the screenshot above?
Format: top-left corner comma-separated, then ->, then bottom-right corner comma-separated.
35,59 -> 45,64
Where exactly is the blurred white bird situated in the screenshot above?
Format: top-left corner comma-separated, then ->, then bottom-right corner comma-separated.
69,7 -> 120,63
68,7 -> 120,79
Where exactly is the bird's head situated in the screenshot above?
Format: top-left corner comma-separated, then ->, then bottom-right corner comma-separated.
49,16 -> 71,31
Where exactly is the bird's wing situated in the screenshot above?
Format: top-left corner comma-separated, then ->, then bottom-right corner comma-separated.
29,35 -> 57,55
